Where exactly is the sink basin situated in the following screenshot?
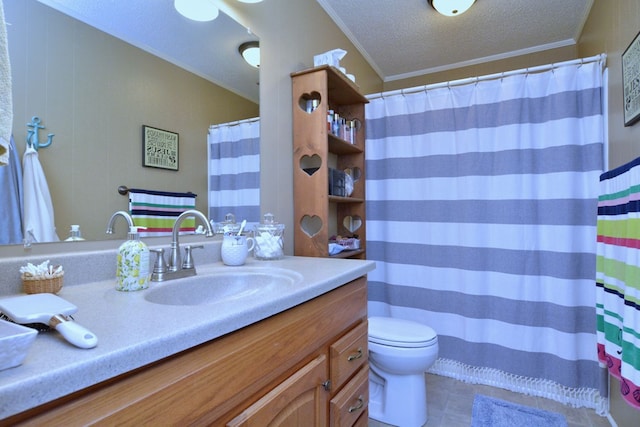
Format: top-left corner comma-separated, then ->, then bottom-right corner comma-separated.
143,267 -> 303,306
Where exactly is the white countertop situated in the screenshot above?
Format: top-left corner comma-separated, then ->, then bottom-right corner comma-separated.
0,256 -> 375,419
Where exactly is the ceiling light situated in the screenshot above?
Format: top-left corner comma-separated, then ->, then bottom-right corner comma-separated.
174,0 -> 219,22
237,0 -> 264,3
239,41 -> 260,68
429,0 -> 476,17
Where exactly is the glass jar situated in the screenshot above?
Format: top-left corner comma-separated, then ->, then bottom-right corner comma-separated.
215,213 -> 241,235
253,213 -> 285,260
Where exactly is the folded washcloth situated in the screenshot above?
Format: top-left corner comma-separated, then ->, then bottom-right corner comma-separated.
328,243 -> 346,255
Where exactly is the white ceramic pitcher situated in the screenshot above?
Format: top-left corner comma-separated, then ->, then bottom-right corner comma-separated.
221,234 -> 255,266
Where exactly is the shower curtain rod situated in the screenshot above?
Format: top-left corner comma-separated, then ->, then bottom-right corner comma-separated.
367,53 -> 607,100
209,116 -> 259,130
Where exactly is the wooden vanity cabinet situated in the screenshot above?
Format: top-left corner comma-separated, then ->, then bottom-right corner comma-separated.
226,354 -> 329,426
6,277 -> 369,427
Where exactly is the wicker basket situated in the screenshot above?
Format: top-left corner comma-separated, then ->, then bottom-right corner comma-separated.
22,271 -> 64,294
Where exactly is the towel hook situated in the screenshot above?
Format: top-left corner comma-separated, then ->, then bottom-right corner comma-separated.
26,116 -> 54,151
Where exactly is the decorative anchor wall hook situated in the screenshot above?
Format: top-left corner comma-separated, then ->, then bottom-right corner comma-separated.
26,116 -> 54,150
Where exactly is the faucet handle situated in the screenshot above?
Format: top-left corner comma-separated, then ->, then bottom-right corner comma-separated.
150,248 -> 167,281
182,245 -> 204,270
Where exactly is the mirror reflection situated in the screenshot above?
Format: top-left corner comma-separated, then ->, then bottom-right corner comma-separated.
1,0 -> 259,245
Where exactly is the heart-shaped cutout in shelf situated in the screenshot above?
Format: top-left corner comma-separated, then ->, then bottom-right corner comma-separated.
301,215 -> 323,237
300,154 -> 322,176
343,215 -> 362,233
298,91 -> 322,114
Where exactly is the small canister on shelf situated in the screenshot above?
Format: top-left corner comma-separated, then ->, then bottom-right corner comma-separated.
215,213 -> 241,235
253,213 -> 285,260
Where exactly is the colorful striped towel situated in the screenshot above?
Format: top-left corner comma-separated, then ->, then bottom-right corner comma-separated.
128,189 -> 196,237
596,156 -> 640,410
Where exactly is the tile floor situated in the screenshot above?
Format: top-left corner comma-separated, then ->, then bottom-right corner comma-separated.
368,373 -> 612,427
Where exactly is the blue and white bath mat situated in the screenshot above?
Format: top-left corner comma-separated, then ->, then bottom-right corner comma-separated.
471,394 -> 568,427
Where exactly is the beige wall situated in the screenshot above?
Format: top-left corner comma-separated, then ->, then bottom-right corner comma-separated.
579,0 -> 640,170
578,1 -> 640,426
6,0 -> 258,242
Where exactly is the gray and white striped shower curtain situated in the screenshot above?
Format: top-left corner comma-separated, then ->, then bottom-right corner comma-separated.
365,56 -> 607,411
208,118 -> 260,225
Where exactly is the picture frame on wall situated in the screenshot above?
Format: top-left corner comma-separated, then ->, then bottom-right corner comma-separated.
623,30 -> 640,126
142,125 -> 179,171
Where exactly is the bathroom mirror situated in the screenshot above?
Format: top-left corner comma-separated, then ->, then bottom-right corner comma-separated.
2,0 -> 260,245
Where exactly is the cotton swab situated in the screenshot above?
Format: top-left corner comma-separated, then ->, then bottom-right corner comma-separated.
237,219 -> 247,236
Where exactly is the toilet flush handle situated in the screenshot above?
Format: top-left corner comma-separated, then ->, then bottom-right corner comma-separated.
347,347 -> 363,362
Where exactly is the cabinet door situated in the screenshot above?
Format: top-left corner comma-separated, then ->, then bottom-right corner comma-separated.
227,354 -> 328,427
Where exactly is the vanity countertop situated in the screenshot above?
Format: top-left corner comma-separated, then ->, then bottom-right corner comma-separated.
0,256 -> 375,419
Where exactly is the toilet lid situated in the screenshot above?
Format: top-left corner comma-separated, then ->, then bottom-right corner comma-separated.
369,316 -> 437,348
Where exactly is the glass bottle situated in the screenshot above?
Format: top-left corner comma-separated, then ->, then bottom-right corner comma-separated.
65,225 -> 85,241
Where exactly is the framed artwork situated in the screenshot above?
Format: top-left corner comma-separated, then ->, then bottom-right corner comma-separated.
142,125 -> 179,170
623,30 -> 640,126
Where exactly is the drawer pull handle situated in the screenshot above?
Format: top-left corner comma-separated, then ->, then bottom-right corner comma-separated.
348,396 -> 364,413
347,348 -> 363,362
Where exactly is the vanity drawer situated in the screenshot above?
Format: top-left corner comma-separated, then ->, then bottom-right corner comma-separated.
352,411 -> 368,427
329,365 -> 369,427
330,320 -> 368,389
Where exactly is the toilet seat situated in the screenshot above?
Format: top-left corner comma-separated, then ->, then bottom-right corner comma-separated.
369,316 -> 437,348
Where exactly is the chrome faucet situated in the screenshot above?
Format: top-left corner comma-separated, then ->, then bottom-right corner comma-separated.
168,209 -> 215,271
105,211 -> 135,235
150,209 -> 214,282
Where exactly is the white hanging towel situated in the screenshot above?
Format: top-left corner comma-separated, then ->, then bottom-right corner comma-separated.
0,0 -> 13,166
22,145 -> 59,242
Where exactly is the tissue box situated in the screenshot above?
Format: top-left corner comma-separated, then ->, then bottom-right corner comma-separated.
314,48 -> 346,68
0,319 -> 37,371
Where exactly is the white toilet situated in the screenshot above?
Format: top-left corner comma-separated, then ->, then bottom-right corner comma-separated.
368,316 -> 439,427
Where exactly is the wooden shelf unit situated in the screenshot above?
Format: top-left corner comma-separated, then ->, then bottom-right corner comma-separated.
292,66 -> 368,259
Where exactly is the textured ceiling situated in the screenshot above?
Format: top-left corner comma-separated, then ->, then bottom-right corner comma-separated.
36,0 -> 260,103
317,0 -> 595,82
32,0 -> 595,99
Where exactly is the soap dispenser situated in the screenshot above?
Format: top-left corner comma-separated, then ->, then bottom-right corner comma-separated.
116,226 -> 150,292
65,224 -> 85,241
